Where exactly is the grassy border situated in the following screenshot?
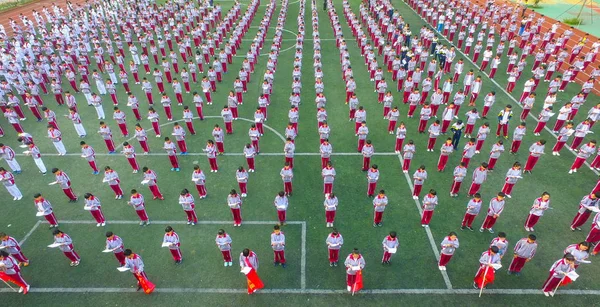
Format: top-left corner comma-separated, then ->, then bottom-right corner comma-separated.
0,0 -> 39,14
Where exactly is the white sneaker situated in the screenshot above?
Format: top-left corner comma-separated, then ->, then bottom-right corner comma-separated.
568,169 -> 573,174
101,222 -> 106,226
16,196 -> 22,200
96,223 -> 101,227
506,194 -> 512,198
475,150 -> 480,154
544,291 -> 550,297
347,286 -> 351,292
13,197 -> 17,201
403,170 -> 408,173
224,262 -> 228,267
574,169 -> 577,173
413,196 -> 418,200
438,266 -> 444,270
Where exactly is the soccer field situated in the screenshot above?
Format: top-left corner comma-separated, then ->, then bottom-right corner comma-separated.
2,0 -> 600,305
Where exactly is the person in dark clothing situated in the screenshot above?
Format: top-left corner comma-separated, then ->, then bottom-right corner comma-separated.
451,120 -> 465,150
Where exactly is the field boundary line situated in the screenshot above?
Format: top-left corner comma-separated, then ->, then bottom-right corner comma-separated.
46,220 -> 304,225
395,154 -> 453,289
1,287 -> 598,295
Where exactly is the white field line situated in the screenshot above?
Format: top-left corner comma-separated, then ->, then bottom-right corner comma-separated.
398,0 -> 600,177
395,154 -> 453,289
13,152 -> 401,157
2,287 -> 599,295
18,220 -> 41,246
300,220 -> 307,289
42,220 -> 304,225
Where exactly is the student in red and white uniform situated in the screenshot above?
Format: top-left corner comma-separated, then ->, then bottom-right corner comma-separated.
273,191 -> 289,226
564,242 -> 591,266
147,108 -> 162,137
179,189 -> 198,225
103,166 -> 124,199
128,189 -> 150,226
51,229 -> 80,266
552,122 -> 574,155
51,168 -> 77,202
450,162 -> 467,197
461,193 -> 482,230
322,162 -> 336,196
163,226 -> 182,264
203,140 -> 219,172
132,124 -> 149,154
84,193 -> 106,227
98,122 -> 116,153
112,107 -> 129,137
501,162 -> 523,198
569,140 -> 597,174
163,137 -> 180,172
271,225 -> 286,268
0,232 -> 29,266
467,163 -> 488,197
438,232 -> 459,271
216,229 -> 233,267
436,138 -> 454,172
123,249 -> 152,292
326,229 -> 343,266
324,193 -> 338,227
461,138 -> 477,167
366,164 -> 380,197
236,167 -> 249,198
142,167 -> 164,200
191,165 -> 207,198
0,250 -> 30,294
487,140 -> 505,171
412,165 -> 428,199
361,140 -> 374,171
0,167 -> 22,200
473,246 -> 501,290
570,192 -> 600,231
524,192 -> 551,231
280,163 -> 293,196
507,235 -> 538,276
47,125 -> 67,155
227,189 -> 243,227
0,143 -> 21,174
344,249 -> 365,292
381,231 -> 400,265
420,190 -> 439,227
524,140 -> 546,173
79,141 -> 99,174
542,254 -> 576,297
480,192 -> 506,233
105,232 -> 126,266
373,190 -> 388,227
121,142 -> 140,173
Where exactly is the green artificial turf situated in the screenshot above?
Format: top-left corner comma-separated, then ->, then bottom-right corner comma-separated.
1,0 -> 600,305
